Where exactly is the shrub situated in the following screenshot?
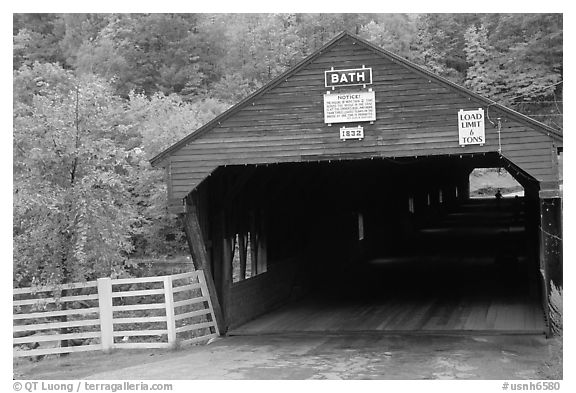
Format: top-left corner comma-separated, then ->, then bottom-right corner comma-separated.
549,283 -> 562,336
540,282 -> 562,379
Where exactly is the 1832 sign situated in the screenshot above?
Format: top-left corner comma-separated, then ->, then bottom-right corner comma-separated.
458,108 -> 486,146
340,125 -> 364,140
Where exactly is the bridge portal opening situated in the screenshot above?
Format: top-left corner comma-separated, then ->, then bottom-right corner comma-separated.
197,154 -> 546,335
469,167 -> 524,199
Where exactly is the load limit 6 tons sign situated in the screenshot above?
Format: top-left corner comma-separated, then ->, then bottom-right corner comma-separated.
458,108 -> 486,146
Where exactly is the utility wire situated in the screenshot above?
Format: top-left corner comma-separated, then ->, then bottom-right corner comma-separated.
491,80 -> 563,107
485,80 -> 563,126
553,92 -> 563,115
515,101 -> 563,104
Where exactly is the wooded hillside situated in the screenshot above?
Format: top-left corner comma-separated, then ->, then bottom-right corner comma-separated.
13,13 -> 562,287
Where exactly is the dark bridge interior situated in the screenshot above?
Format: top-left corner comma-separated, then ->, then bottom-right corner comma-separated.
206,154 -> 546,334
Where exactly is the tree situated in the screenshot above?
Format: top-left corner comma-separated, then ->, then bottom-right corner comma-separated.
359,15 -> 417,58
58,13 -> 110,67
123,92 -> 230,257
210,72 -> 261,104
13,64 -> 141,287
411,14 -> 482,83
73,14 -> 207,97
292,13 -> 374,53
12,14 -> 67,69
484,14 -> 562,129
464,24 -> 503,98
460,14 -> 563,130
215,14 -> 302,86
127,91 -> 229,158
411,16 -> 454,79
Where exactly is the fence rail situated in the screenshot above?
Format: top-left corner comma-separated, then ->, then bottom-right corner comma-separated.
13,270 -> 219,358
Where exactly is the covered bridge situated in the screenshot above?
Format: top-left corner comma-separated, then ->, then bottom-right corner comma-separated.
151,31 -> 562,336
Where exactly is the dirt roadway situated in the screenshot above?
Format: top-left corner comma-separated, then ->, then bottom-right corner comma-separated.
70,334 -> 554,380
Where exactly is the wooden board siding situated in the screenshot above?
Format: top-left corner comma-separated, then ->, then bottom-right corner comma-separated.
227,259 -> 298,330
160,34 -> 561,213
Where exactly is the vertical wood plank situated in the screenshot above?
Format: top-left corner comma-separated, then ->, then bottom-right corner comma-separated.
249,211 -> 259,275
239,233 -> 247,280
166,160 -> 173,207
257,209 -> 268,274
211,227 -> 224,302
163,276 -> 176,347
182,196 -> 225,334
221,211 -> 234,327
97,278 -> 114,353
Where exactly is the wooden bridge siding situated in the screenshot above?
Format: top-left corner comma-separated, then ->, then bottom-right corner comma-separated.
167,37 -> 558,211
227,259 -> 299,330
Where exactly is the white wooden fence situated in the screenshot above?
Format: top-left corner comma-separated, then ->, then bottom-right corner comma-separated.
13,270 -> 219,358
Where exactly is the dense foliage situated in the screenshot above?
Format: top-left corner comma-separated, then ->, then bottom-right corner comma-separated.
13,13 -> 562,287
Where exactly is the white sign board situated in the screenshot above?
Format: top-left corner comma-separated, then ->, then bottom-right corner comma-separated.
340,126 -> 364,140
325,67 -> 372,88
324,91 -> 376,124
458,108 -> 486,146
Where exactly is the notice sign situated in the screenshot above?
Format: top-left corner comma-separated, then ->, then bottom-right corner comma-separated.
324,91 -> 376,124
458,108 -> 486,146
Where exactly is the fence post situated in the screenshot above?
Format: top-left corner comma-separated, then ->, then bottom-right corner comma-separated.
97,278 -> 114,353
164,276 -> 177,348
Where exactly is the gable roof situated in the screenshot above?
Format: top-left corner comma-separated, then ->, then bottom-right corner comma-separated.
150,31 -> 562,167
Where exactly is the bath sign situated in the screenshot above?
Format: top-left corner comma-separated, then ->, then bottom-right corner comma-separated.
458,108 -> 485,146
325,67 -> 372,88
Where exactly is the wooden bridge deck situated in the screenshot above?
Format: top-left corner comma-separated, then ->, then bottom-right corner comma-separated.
230,253 -> 546,335
229,294 -> 546,335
